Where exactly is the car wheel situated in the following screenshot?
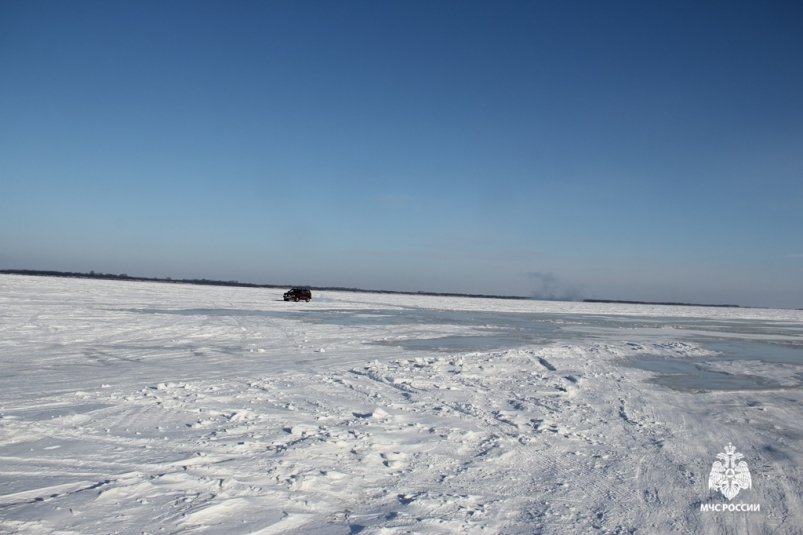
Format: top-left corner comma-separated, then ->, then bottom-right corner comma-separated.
305,298 -> 310,302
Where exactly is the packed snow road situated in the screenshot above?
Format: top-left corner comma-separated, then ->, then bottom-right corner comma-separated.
1,275 -> 801,534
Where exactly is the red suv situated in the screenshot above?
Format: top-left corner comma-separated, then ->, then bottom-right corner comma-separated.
283,288 -> 312,302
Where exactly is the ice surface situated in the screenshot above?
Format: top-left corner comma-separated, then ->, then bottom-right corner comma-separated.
0,275 -> 801,534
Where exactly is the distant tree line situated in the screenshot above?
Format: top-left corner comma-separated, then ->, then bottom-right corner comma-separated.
4,269 -> 757,307
0,269 -> 283,289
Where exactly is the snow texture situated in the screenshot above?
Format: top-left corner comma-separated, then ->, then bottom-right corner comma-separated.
0,275 -> 801,534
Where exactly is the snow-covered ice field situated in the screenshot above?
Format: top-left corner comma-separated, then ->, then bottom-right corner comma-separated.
1,275 -> 801,534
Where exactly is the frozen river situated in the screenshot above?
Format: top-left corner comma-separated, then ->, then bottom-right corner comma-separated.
1,275 -> 801,534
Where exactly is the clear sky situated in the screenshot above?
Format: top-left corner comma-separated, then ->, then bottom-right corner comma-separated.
2,1 -> 802,308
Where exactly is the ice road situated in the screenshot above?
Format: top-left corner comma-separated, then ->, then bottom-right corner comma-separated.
1,275 -> 801,534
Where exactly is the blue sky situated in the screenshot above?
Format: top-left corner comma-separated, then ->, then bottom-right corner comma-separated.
1,1 -> 802,307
